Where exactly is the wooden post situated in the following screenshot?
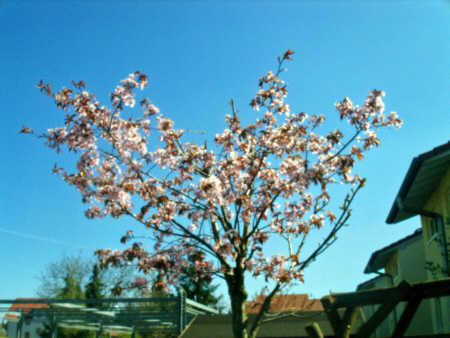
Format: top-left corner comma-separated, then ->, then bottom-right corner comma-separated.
321,298 -> 359,338
340,306 -> 359,338
321,295 -> 342,335
305,322 -> 324,338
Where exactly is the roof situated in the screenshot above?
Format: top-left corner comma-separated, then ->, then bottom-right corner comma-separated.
180,312 -> 365,338
357,274 -> 389,291
363,228 -> 422,273
8,298 -> 49,313
4,313 -> 20,320
386,141 -> 450,224
244,294 -> 323,314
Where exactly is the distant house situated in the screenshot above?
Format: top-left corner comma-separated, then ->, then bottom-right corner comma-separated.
180,294 -> 364,338
3,298 -> 48,338
2,295 -> 218,337
2,313 -> 20,337
358,141 -> 450,336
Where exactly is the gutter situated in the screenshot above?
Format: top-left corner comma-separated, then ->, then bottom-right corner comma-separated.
386,160 -> 422,224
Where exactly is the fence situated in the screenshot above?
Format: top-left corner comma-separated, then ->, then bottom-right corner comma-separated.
0,290 -> 218,338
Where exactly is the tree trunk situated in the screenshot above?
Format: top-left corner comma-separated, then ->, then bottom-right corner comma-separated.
226,269 -> 249,338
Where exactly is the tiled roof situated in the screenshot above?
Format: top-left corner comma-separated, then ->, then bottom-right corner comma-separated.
4,313 -> 20,319
245,294 -> 323,314
180,312 -> 366,338
8,298 -> 49,313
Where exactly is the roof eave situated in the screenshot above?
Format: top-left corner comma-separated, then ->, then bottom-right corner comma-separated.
386,141 -> 450,224
386,158 -> 421,224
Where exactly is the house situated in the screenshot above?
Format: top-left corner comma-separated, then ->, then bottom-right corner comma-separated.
2,314 -> 20,337
358,141 -> 450,335
179,312 -> 365,338
386,141 -> 449,333
386,141 -> 449,279
179,294 -> 365,338
357,228 -> 434,336
3,299 -> 48,338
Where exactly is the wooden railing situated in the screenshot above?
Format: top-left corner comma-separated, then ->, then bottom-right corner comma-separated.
306,278 -> 450,338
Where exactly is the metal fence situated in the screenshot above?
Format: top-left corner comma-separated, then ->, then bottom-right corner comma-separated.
0,291 -> 218,337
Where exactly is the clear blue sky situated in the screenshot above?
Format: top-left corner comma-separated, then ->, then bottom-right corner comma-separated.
1,0 -> 449,304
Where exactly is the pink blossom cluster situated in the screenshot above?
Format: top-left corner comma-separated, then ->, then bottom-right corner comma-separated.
29,51 -> 401,291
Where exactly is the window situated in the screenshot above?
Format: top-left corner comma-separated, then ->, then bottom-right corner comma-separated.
429,218 -> 438,237
427,218 -> 440,247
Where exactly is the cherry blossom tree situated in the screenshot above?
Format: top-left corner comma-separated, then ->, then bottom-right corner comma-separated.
25,51 -> 402,338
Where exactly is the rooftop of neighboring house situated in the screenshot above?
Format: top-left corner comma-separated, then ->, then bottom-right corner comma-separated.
244,293 -> 323,314
180,311 -> 365,338
8,298 -> 49,314
386,141 -> 450,224
356,274 -> 387,291
364,228 -> 422,274
3,313 -> 20,320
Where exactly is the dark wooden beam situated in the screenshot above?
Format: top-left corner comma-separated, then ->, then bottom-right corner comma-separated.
328,278 -> 450,308
392,290 -> 423,337
355,281 -> 411,338
419,278 -> 450,298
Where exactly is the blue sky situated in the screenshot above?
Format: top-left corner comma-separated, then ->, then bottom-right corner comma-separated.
0,0 -> 449,305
